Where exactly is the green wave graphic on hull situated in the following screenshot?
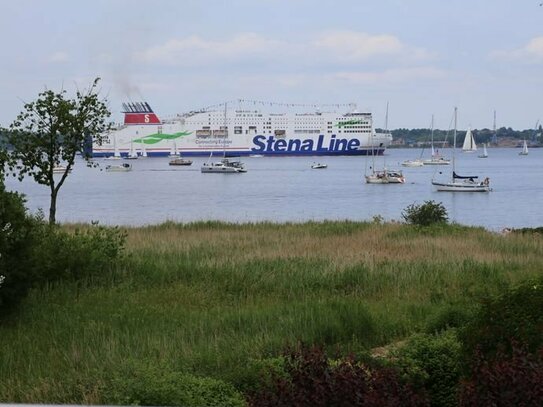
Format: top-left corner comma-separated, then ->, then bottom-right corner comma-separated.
335,120 -> 364,127
133,131 -> 192,145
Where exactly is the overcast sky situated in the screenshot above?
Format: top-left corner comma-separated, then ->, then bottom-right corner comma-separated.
1,0 -> 542,129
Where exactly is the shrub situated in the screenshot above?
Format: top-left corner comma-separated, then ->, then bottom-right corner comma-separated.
424,304 -> 475,334
0,184 -> 41,311
459,277 -> 543,364
103,360 -> 246,407
459,342 -> 543,406
35,224 -> 126,282
402,201 -> 448,226
393,330 -> 462,407
1,180 -> 126,315
248,343 -> 429,407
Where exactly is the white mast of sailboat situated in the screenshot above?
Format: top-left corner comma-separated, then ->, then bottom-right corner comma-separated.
451,107 -> 457,181
113,134 -> 120,158
140,141 -> 147,157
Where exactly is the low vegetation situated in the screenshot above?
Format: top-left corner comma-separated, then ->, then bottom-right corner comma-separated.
1,205 -> 542,404
402,200 -> 449,226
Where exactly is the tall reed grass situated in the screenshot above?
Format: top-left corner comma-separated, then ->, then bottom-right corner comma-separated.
0,221 -> 541,402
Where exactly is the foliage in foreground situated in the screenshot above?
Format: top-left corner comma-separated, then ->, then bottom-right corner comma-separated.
0,185 -> 125,314
104,360 -> 246,407
402,200 -> 448,226
1,220 -> 543,404
459,342 -> 543,406
0,185 -> 38,310
248,344 -> 429,407
460,276 -> 543,364
393,330 -> 462,407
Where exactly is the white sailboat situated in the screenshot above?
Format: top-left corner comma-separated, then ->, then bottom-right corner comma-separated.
462,127 -> 477,153
404,115 -> 434,167
125,139 -> 139,159
201,102 -> 247,174
104,133 -> 122,160
519,140 -> 529,156
140,140 -> 148,158
422,115 -> 450,165
432,107 -> 491,192
168,141 -> 180,158
366,103 -> 405,184
478,143 -> 488,158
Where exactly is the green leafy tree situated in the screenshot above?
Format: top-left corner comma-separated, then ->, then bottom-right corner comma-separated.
7,78 -> 110,224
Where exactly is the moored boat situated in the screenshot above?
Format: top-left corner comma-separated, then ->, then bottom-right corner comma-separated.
201,158 -> 246,173
365,169 -> 405,184
432,108 -> 491,192
169,157 -> 193,166
105,163 -> 132,172
402,159 -> 424,167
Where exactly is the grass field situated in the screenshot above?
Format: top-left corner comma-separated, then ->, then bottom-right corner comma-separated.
0,221 -> 541,403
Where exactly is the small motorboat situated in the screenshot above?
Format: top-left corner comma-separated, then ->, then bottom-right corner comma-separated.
169,157 -> 193,166
401,159 -> 424,167
53,165 -> 71,174
201,158 -> 246,173
311,163 -> 327,169
105,163 -> 132,172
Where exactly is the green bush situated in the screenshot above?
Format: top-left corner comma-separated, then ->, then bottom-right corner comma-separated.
35,225 -> 126,282
103,360 -> 246,407
460,276 -> 543,364
393,330 -> 462,407
402,201 -> 448,226
424,304 -> 475,334
0,184 -> 41,311
1,180 -> 125,314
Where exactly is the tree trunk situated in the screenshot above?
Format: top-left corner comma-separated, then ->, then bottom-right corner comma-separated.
49,188 -> 57,225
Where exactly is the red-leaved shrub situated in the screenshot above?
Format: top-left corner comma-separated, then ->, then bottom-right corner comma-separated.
459,342 -> 543,406
248,344 -> 429,407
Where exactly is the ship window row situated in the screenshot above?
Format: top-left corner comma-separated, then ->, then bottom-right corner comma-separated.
294,129 -> 321,134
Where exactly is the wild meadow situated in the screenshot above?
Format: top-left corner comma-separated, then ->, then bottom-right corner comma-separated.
0,220 -> 542,403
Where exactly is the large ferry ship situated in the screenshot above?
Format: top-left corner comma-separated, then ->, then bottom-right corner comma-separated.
92,101 -> 392,157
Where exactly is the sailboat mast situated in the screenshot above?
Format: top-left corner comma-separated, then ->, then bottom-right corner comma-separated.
383,102 -> 389,169
384,101 -> 389,132
430,114 -> 435,157
223,101 -> 228,157
452,107 -> 457,177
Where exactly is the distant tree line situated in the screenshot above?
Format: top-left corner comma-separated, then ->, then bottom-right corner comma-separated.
378,125 -> 543,145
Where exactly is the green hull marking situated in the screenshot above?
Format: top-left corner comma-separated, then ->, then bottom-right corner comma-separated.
133,131 -> 192,145
336,120 -> 364,128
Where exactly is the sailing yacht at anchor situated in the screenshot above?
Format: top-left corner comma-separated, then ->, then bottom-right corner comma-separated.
201,102 -> 247,174
431,108 -> 491,192
365,103 -> 405,184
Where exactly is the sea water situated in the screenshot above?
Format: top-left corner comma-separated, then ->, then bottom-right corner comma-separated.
4,148 -> 543,231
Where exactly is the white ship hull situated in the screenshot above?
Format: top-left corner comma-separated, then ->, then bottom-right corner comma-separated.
92,102 -> 392,158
